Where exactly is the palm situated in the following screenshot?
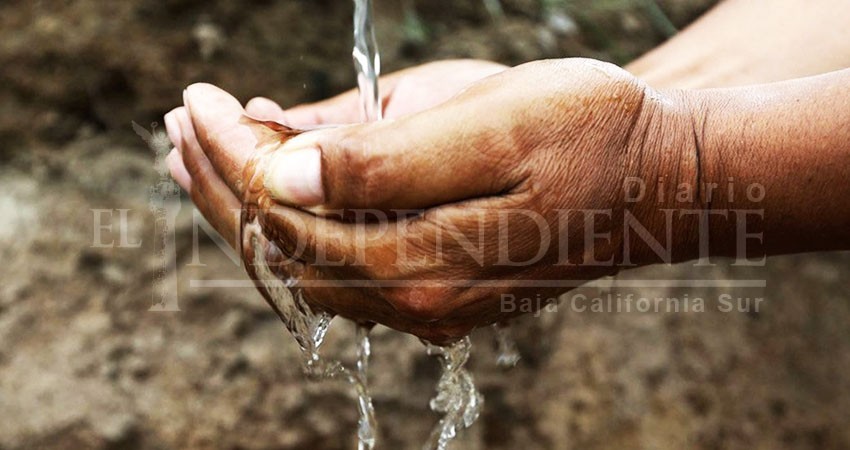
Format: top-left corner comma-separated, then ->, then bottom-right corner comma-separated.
379,60 -> 508,119
248,60 -> 507,126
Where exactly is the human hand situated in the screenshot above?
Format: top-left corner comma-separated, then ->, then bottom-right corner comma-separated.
166,58 -> 699,343
165,59 -> 506,195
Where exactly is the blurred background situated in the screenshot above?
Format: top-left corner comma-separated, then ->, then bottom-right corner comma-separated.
2,0 -> 850,449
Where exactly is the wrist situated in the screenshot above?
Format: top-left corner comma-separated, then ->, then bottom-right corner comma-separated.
620,86 -> 707,266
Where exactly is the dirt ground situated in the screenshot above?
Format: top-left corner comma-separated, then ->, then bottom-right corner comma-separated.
2,1 -> 849,449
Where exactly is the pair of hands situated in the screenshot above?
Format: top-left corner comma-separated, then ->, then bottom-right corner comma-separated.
165,59 -> 696,342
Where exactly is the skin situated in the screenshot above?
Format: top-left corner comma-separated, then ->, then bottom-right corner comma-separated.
165,59 -> 507,193
166,59 -> 850,342
164,2 -> 850,343
627,0 -> 850,89
168,59 -> 652,342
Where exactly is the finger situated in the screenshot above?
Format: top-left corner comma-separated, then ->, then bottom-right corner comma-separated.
283,89 -> 363,126
175,106 -> 242,249
245,97 -> 287,122
282,74 -> 405,126
184,83 -> 257,197
250,194 -> 445,327
257,196 -> 500,324
164,108 -> 184,154
257,201 -> 394,272
257,170 -> 532,335
262,81 -> 528,211
166,149 -> 192,192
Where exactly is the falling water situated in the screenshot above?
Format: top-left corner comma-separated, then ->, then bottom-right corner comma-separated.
350,1 -> 382,448
423,338 -> 484,450
243,219 -> 376,450
353,0 -> 382,123
243,221 -> 331,355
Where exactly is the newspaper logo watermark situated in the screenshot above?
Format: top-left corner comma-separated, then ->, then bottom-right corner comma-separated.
95,126 -> 770,315
500,291 -> 767,317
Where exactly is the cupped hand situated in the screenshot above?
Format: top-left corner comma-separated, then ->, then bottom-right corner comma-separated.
165,58 -> 698,343
165,59 -> 506,194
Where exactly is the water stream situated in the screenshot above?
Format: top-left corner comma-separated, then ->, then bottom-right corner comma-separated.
353,0 -> 382,123
243,219 -> 377,449
423,338 -> 484,450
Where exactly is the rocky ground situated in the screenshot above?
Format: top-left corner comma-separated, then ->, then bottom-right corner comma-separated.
2,1 -> 850,449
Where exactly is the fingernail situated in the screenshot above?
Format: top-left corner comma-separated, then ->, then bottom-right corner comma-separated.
264,147 -> 324,206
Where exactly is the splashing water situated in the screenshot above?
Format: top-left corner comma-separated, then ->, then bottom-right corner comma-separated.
243,221 -> 330,355
244,219 -> 377,450
423,337 -> 484,450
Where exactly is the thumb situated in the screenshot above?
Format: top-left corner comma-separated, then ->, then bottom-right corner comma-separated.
262,93 -> 528,211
